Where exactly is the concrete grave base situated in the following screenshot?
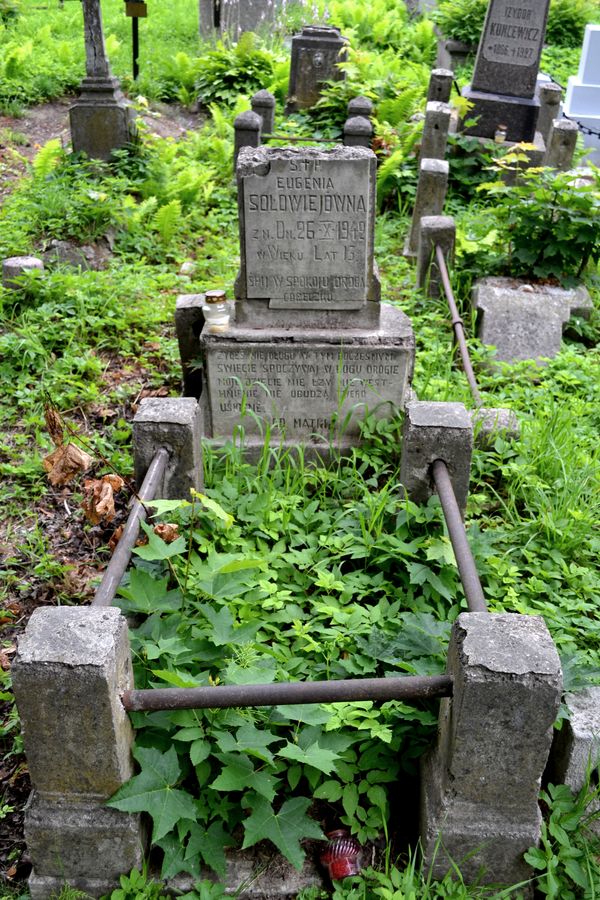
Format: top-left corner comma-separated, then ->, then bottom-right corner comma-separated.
168,846 -> 326,898
70,77 -> 135,161
200,304 -> 414,455
461,87 -> 540,142
473,276 -> 593,364
26,794 -> 145,899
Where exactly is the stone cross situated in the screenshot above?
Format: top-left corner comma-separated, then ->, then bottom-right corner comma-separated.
81,0 -> 111,81
462,0 -> 551,141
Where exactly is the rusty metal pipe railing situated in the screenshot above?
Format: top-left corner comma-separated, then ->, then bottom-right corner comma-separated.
431,459 -> 487,613
435,244 -> 482,407
262,134 -> 338,144
122,674 -> 453,712
92,447 -> 170,608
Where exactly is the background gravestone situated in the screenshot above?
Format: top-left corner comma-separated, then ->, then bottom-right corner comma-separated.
565,25 -> 600,165
70,0 -> 135,160
199,0 -> 290,40
286,26 -> 348,113
199,145 -> 414,455
461,0 -> 550,141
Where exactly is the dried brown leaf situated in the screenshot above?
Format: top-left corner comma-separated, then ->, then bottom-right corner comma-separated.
43,443 -> 93,486
81,478 -> 116,525
109,524 -> 124,552
153,523 -> 179,543
103,473 -> 125,492
44,402 -> 64,447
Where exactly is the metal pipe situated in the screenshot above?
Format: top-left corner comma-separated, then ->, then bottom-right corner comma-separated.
132,16 -> 139,80
435,244 -> 482,406
92,447 -> 169,608
431,459 -> 488,613
262,134 -> 338,144
122,674 -> 453,712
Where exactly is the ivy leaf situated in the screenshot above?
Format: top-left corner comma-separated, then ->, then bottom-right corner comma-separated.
242,796 -> 324,869
200,604 -> 259,646
277,741 -> 339,775
275,705 -> 332,725
117,568 -> 182,614
107,745 -> 197,842
133,521 -> 187,560
186,820 -> 235,878
211,753 -> 278,801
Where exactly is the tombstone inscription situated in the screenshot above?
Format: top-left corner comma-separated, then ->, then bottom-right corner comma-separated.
199,145 -> 414,454
462,0 -> 550,141
237,147 -> 378,312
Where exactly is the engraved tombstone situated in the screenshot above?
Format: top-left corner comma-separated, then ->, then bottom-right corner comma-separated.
199,146 -> 414,455
199,0 -> 289,40
70,0 -> 136,160
286,26 -> 348,113
461,0 -> 550,141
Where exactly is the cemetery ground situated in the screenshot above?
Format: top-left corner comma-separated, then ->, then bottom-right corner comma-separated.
1,0 -> 600,897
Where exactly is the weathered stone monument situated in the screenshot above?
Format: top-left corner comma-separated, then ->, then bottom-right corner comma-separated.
70,0 -> 136,160
565,25 -> 600,165
461,0 -> 550,142
199,0 -> 289,41
286,26 -> 348,113
197,145 -> 414,455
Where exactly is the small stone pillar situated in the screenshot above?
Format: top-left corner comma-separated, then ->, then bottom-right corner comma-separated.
400,400 -> 472,514
416,215 -> 455,299
12,607 -> 144,899
251,89 -> 276,136
545,118 -> 579,170
233,110 -> 262,170
133,397 -> 203,499
70,0 -> 135,160
406,158 -> 449,256
2,255 -> 44,289
537,81 -> 562,143
347,95 -> 373,120
471,407 -> 520,448
343,115 -> 373,148
420,101 -> 452,161
427,68 -> 453,103
421,613 -> 562,884
175,293 -> 205,398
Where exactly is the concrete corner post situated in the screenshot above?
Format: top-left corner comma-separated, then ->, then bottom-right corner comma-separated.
400,400 -> 472,514
406,158 -> 449,256
420,102 -> 452,161
427,68 -> 453,103
343,115 -> 373,148
347,95 -> 374,120
175,293 -> 206,398
233,111 -> 262,170
133,397 -> 204,498
251,90 -> 276,136
416,215 -> 455,299
421,613 -> 562,885
548,687 -> 600,836
12,607 -> 144,899
545,118 -> 579,170
537,82 -> 562,144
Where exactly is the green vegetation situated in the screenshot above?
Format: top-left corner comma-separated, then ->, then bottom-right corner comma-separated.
0,0 -> 599,896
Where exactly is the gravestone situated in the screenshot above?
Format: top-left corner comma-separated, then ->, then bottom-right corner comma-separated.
564,25 -> 600,165
286,26 -> 348,113
199,146 -> 414,456
199,0 -> 289,40
461,0 -> 550,142
70,0 -> 135,160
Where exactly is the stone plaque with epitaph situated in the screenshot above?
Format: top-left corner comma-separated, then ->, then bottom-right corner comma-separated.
236,146 -> 378,311
470,0 -> 549,98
